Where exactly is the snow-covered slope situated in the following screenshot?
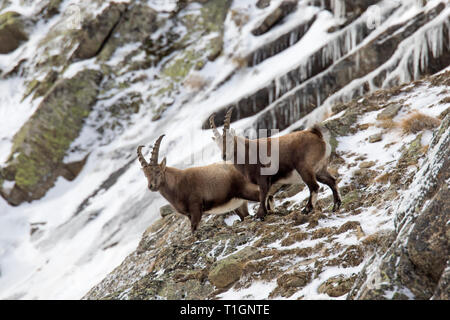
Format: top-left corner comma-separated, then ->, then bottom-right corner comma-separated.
0,0 -> 448,299
84,69 -> 450,300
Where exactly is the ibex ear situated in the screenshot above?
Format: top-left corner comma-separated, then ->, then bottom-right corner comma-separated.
160,157 -> 167,172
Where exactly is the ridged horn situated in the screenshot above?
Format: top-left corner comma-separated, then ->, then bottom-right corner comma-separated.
150,134 -> 165,165
137,145 -> 148,167
209,114 -> 221,139
223,107 -> 233,134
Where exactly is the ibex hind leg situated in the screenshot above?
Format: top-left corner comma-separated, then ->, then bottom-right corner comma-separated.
235,201 -> 249,221
316,169 -> 341,212
238,182 -> 265,220
296,166 -> 320,215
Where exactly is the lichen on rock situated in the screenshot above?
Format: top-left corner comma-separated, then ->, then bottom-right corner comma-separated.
0,11 -> 29,54
70,2 -> 127,61
208,246 -> 260,288
349,114 -> 450,300
0,69 -> 102,205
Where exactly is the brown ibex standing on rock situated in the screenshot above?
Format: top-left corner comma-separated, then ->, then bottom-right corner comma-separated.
137,135 -> 261,233
210,109 -> 341,220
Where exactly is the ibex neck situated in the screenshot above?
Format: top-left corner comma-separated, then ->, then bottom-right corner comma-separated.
157,166 -> 182,203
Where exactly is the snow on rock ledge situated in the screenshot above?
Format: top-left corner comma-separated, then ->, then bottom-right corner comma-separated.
84,71 -> 450,300
349,114 -> 449,300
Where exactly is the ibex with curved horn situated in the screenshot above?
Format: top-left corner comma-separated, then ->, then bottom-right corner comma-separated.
137,135 -> 261,233
210,109 -> 341,220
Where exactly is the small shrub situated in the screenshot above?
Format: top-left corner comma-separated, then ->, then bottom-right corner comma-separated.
399,111 -> 441,134
230,9 -> 250,27
183,73 -> 207,91
375,173 -> 390,184
438,96 -> 450,104
376,119 -> 398,130
231,54 -> 248,69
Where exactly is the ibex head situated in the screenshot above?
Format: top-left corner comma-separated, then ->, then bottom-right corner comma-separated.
137,135 -> 167,192
210,108 -> 236,161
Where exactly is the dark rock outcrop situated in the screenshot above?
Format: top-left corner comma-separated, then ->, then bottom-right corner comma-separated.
349,115 -> 450,300
201,2 -> 397,129
71,3 -> 127,61
201,2 -> 449,133
0,11 -> 29,53
254,2 -> 448,132
84,71 -> 450,300
96,3 -> 159,63
256,0 -> 271,9
38,0 -> 64,19
247,13 -> 316,67
252,0 -> 298,36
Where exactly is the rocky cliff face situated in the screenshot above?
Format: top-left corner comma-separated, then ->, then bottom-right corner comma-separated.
0,0 -> 448,300
0,0 -> 232,206
85,70 -> 449,300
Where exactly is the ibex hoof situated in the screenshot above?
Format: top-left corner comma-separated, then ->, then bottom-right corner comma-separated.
332,201 -> 342,212
255,215 -> 265,222
301,207 -> 312,215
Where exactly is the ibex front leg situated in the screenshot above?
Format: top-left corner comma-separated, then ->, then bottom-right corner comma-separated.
188,202 -> 203,234
256,176 -> 271,221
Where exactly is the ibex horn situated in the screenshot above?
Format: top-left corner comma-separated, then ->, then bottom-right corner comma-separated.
150,134 -> 165,165
209,114 -> 221,139
223,107 -> 233,135
137,145 -> 149,167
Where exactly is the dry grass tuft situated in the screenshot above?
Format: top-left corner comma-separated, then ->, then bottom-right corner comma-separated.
230,9 -> 250,27
322,109 -> 332,121
421,144 -> 429,154
399,111 -> 441,134
375,173 -> 390,184
183,73 -> 207,92
439,96 -> 450,104
231,54 -> 248,69
377,119 -> 398,130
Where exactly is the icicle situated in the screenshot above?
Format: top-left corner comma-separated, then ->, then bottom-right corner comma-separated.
279,76 -> 286,97
331,0 -> 346,23
316,85 -> 321,107
289,30 -> 295,46
268,85 -> 274,105
368,78 -> 376,92
253,51 -> 258,67
275,77 -> 281,99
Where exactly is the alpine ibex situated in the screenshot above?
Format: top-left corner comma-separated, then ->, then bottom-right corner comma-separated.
210,109 -> 341,220
137,135 -> 261,233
